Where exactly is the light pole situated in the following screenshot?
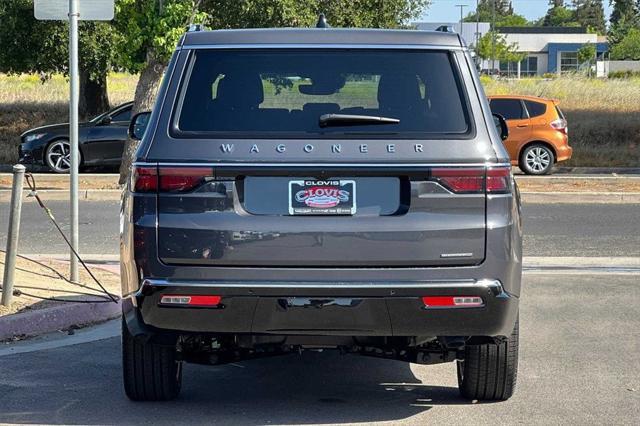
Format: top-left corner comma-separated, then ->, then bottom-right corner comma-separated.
455,4 -> 467,33
476,0 -> 480,50
491,0 -> 496,74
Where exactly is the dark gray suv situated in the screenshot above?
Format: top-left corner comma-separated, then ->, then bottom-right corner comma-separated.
121,26 -> 522,402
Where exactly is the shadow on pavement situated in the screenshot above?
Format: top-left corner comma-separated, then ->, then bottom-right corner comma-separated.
0,337 -> 471,425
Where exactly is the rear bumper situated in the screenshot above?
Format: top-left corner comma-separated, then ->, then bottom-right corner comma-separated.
124,278 -> 519,339
556,143 -> 572,162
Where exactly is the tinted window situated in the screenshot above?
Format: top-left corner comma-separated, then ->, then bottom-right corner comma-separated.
490,99 -> 524,120
111,107 -> 132,122
524,100 -> 546,118
175,49 -> 470,138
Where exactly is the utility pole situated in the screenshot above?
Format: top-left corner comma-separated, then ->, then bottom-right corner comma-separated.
69,0 -> 79,282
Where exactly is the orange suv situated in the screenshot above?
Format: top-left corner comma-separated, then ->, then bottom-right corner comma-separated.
488,95 -> 572,175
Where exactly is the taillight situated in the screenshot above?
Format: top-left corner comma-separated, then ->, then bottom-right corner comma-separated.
430,168 -> 484,193
132,165 -> 213,193
132,166 -> 158,192
159,167 -> 213,192
486,167 -> 511,194
430,167 -> 511,194
160,294 -> 222,307
550,118 -> 567,134
422,296 -> 484,308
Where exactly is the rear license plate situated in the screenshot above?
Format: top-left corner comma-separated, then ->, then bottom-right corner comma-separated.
288,180 -> 356,215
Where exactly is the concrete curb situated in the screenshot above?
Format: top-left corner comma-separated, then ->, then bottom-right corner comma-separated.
520,192 -> 640,203
2,189 -> 639,203
0,299 -> 121,341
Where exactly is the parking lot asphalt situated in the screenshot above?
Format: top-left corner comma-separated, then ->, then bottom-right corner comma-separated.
0,272 -> 638,425
1,200 -> 639,257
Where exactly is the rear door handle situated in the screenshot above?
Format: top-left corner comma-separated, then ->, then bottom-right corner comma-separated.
516,124 -> 529,128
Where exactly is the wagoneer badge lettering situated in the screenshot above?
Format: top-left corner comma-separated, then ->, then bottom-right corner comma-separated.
440,253 -> 474,258
218,143 -> 436,155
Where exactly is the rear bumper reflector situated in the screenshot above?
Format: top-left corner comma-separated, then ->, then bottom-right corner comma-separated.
160,295 -> 222,307
422,296 -> 484,308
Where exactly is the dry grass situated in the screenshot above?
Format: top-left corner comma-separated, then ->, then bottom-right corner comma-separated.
1,73 -> 638,167
482,76 -> 640,167
0,73 -> 137,164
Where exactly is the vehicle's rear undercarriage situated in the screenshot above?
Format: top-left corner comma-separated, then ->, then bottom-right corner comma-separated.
175,334 -> 503,366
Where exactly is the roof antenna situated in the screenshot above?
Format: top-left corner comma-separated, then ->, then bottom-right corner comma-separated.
316,13 -> 330,28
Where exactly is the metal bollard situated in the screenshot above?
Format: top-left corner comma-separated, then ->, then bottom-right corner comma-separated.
1,164 -> 26,306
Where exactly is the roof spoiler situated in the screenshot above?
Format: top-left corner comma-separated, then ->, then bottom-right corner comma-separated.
187,23 -> 205,32
435,25 -> 456,33
316,13 -> 331,28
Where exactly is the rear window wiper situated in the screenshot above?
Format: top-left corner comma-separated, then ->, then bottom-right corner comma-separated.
319,113 -> 400,128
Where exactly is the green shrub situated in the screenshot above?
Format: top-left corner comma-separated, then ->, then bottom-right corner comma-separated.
608,70 -> 640,79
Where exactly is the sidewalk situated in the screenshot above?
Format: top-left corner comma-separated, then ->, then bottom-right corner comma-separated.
0,253 -> 120,341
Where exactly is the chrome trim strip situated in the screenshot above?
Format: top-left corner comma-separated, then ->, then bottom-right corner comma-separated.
133,161 -> 512,168
179,43 -> 466,51
142,278 -> 504,291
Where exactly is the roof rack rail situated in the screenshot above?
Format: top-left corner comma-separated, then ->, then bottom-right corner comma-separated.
435,25 -> 456,33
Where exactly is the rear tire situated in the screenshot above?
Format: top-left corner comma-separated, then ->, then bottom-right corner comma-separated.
122,318 -> 182,401
457,318 -> 519,401
519,143 -> 554,175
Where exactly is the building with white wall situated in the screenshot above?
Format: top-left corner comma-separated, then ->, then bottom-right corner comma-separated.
412,22 -> 609,77
498,27 -> 608,76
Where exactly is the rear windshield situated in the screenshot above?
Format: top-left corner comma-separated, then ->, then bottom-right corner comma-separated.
173,49 -> 471,138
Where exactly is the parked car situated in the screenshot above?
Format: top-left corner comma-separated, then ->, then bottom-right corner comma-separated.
488,95 -> 572,175
121,25 -> 522,402
19,102 -> 133,173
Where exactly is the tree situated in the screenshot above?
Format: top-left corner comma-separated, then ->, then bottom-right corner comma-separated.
114,0 -> 207,182
116,0 -> 432,182
610,0 -> 639,27
496,14 -> 530,26
577,42 -> 596,63
611,27 -> 640,58
577,42 -> 597,76
541,3 -> 579,26
464,0 -> 529,27
573,0 -> 606,33
608,1 -> 639,46
0,0 -> 115,117
477,0 -> 512,16
476,30 -> 526,74
201,0 -> 430,30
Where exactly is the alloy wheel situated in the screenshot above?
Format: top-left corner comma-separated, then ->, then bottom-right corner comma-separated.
525,146 -> 552,173
46,140 -> 72,173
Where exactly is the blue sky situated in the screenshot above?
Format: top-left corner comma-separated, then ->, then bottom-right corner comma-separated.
420,0 -> 613,23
